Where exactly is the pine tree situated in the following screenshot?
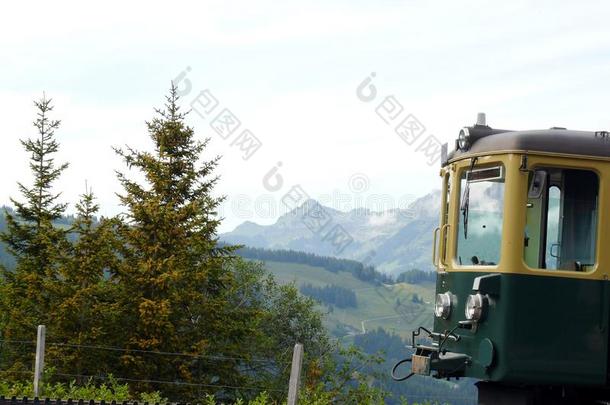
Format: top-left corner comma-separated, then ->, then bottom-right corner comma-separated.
113,84 -> 251,398
45,187 -> 122,381
0,95 -> 69,374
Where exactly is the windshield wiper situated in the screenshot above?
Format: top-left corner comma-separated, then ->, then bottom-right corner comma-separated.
461,157 -> 478,239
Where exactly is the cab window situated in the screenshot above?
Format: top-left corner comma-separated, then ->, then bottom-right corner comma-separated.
523,168 -> 598,271
456,165 -> 505,266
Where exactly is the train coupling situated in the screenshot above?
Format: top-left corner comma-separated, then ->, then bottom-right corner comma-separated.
392,326 -> 470,381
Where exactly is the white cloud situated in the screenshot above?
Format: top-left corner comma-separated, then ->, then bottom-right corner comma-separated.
2,0 -> 610,232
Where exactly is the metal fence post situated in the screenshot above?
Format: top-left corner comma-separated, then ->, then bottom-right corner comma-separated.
287,343 -> 303,405
33,325 -> 46,398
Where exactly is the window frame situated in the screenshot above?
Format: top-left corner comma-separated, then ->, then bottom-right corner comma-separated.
436,170 -> 451,269
522,165 -> 601,274
543,184 -> 562,270
453,161 -> 507,269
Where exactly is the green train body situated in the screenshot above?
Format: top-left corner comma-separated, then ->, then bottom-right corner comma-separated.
433,272 -> 608,384
406,115 -> 610,402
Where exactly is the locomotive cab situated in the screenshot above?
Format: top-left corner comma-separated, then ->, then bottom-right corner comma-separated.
404,115 -> 610,403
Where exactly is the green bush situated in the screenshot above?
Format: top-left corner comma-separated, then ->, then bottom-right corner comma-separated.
0,374 -> 166,403
0,379 -> 446,405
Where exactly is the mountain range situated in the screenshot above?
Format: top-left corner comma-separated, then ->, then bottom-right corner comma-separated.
221,190 -> 441,276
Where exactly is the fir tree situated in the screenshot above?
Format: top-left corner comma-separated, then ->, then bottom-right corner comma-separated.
113,84 -> 247,398
46,187 -> 122,381
0,95 -> 69,374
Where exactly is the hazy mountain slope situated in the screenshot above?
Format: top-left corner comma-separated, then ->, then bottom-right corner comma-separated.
222,191 -> 441,275
261,259 -> 434,339
258,258 -> 475,405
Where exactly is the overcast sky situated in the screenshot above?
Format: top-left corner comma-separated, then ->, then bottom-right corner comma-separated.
2,0 -> 610,232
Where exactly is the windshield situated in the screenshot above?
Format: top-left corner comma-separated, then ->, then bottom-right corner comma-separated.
456,165 -> 505,266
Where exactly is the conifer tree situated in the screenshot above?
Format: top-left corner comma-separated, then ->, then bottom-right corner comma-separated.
113,84 -> 252,398
46,187 -> 122,381
0,95 -> 69,373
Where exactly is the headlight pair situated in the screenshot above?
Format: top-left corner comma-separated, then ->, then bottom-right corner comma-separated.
434,292 -> 488,322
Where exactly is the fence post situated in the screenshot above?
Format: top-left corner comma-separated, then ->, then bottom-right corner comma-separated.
33,325 -> 46,398
287,343 -> 303,405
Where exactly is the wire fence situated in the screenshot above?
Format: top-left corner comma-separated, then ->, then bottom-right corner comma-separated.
0,338 -> 475,404
0,340 -> 284,365
0,339 -> 292,396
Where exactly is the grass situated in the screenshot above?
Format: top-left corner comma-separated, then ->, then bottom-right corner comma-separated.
262,261 -> 435,339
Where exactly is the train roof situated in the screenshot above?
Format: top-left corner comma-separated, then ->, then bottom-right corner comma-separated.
448,126 -> 610,163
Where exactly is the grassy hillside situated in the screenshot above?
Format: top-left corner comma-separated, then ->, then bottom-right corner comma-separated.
263,260 -> 477,405
262,260 -> 435,339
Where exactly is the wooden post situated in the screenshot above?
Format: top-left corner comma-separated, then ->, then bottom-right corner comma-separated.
33,325 -> 46,398
287,343 -> 304,405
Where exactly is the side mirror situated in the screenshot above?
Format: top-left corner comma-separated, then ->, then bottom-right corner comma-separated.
528,170 -> 547,199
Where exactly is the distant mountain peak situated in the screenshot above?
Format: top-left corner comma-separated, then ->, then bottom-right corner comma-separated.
276,198 -> 341,223
221,190 -> 441,275
231,220 -> 265,236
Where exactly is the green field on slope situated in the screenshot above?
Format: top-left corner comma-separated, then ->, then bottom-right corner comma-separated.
262,260 -> 435,339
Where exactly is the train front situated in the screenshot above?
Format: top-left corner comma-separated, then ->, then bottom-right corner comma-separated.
403,115 -> 609,390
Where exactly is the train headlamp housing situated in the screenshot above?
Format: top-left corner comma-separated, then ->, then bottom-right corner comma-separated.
457,128 -> 470,151
434,292 -> 452,319
465,293 -> 488,322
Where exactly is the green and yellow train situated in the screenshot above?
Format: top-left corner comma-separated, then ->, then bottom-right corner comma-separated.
401,114 -> 610,404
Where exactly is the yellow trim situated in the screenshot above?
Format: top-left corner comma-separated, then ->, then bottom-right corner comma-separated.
449,149 -> 610,164
518,155 -> 606,280
439,223 -> 450,268
441,152 -> 610,280
432,226 -> 440,268
437,170 -> 450,270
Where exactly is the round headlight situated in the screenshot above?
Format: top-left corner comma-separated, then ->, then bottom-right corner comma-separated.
434,292 -> 452,319
465,293 -> 488,321
457,128 -> 470,151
